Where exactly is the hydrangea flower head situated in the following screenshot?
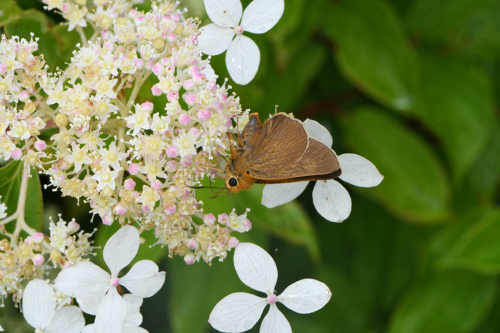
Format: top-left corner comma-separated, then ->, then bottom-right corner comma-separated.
198,0 -> 285,85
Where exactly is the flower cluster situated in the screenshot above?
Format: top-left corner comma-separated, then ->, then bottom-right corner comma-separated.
16,0 -> 253,264
0,217 -> 93,305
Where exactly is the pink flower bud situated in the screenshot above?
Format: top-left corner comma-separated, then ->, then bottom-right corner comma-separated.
25,236 -> 33,244
32,232 -> 44,244
102,215 -> 114,225
224,116 -> 232,127
218,213 -> 229,225
145,60 -> 154,70
164,204 -> 176,215
152,63 -> 164,76
151,179 -> 162,190
141,101 -> 154,112
187,238 -> 198,250
32,254 -> 45,266
124,178 -> 136,190
115,205 -> 127,215
184,252 -> 195,265
167,33 -> 177,42
179,113 -> 191,125
188,128 -> 199,137
160,57 -> 170,66
197,109 -> 210,121
110,277 -> 120,287
245,219 -> 252,230
152,85 -> 162,96
34,140 -> 46,151
188,66 -> 200,76
193,72 -> 206,85
68,221 -> 80,233
135,59 -> 145,69
128,163 -> 139,175
18,91 -> 29,102
267,294 -> 277,304
166,145 -> 179,158
166,160 -> 177,172
167,91 -> 179,102
204,213 -> 215,226
228,237 -> 239,249
0,64 -> 6,75
180,155 -> 192,167
183,79 -> 195,91
11,148 -> 22,160
207,81 -> 217,91
182,93 -> 197,106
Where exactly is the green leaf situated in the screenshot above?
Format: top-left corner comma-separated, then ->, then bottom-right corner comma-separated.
167,255 -> 245,333
418,56 -> 495,180
0,0 -> 22,26
438,209 -> 500,274
0,162 -> 43,233
343,107 -> 450,222
324,0 -> 419,112
388,269 -> 497,333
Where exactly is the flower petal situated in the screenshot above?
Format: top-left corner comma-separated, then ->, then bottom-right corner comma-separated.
0,325 -> 3,331
338,154 -> 384,187
55,261 -> 110,299
209,292 -> 267,332
45,306 -> 85,333
123,327 -> 148,333
76,291 -> 106,315
226,35 -> 260,85
312,180 -> 351,222
198,24 -> 235,56
23,279 -> 56,330
104,225 -> 140,277
260,304 -> 292,333
204,0 -> 242,27
241,0 -> 284,34
123,294 -> 143,327
82,325 -> 96,333
261,182 -> 309,208
303,119 -> 333,147
94,288 -> 127,333
234,243 -> 278,294
277,279 -> 331,314
201,63 -> 217,82
120,260 -> 166,298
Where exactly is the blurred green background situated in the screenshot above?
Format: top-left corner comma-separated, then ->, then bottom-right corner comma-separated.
1,0 -> 500,332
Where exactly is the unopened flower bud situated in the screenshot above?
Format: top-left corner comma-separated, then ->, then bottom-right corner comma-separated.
228,237 -> 239,249
68,221 -> 80,233
115,205 -> 127,215
124,178 -> 136,190
128,163 -> 139,175
50,250 -> 62,264
32,254 -> 44,266
204,213 -> 215,226
184,252 -> 195,265
32,232 -> 44,244
55,113 -> 68,127
187,238 -> 198,250
11,148 -> 22,160
34,140 -> 46,151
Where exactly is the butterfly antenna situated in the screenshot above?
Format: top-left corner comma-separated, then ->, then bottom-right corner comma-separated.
209,187 -> 228,199
201,164 -> 224,174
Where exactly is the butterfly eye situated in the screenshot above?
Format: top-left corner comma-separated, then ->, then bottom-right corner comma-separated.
228,177 -> 238,187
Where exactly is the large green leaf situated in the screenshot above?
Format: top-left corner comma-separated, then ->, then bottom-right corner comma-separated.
324,0 -> 419,112
418,56 -> 495,180
0,162 -> 43,233
342,107 -> 450,222
388,269 -> 497,333
0,0 -> 22,26
438,209 -> 500,274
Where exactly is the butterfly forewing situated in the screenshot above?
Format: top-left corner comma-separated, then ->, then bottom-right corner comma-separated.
247,113 -> 309,172
250,138 -> 340,180
240,113 -> 263,150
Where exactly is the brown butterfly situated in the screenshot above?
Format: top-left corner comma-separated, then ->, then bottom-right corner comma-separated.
223,112 -> 342,193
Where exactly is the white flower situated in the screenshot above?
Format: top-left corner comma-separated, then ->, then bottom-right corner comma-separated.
198,0 -> 284,85
0,195 -> 6,219
22,279 -> 85,333
261,119 -> 384,223
55,226 -> 166,333
209,243 -> 331,333
91,166 -> 119,191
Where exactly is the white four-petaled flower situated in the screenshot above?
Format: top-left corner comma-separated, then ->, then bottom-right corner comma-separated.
262,119 -> 384,222
198,0 -> 284,85
209,243 -> 331,333
22,279 -> 85,333
55,225 -> 166,333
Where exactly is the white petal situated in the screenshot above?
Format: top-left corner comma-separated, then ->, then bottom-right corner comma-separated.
312,180 -> 351,222
241,0 -> 284,33
277,279 -> 331,314
260,304 -> 291,333
23,279 -> 56,330
123,327 -> 148,333
226,35 -> 260,85
94,288 -> 127,333
123,294 -> 143,327
261,182 -> 308,208
104,225 -> 140,277
209,292 -> 267,332
45,306 -> 85,333
82,324 -> 97,333
303,119 -> 333,147
55,261 -> 110,299
234,243 -> 278,294
77,291 -> 106,315
201,63 -> 217,82
120,260 -> 166,298
0,325 -> 3,331
198,24 -> 235,56
338,154 -> 384,187
204,0 -> 242,27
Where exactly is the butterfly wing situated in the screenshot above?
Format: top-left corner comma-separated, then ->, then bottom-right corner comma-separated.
250,138 -> 341,181
247,113 -> 309,172
240,112 -> 263,150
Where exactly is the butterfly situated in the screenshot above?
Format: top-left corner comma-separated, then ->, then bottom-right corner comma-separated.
224,112 -> 342,193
